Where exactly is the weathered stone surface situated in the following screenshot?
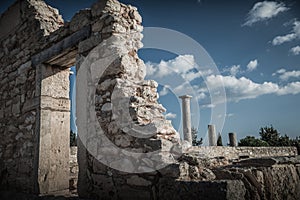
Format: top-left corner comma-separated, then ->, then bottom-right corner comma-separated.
213,157 -> 300,200
158,179 -> 246,200
1,0 -> 299,199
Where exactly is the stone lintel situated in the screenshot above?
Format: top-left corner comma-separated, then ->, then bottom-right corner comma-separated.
31,25 -> 91,67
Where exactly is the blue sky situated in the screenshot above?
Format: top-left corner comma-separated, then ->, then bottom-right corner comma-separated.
1,0 -> 300,144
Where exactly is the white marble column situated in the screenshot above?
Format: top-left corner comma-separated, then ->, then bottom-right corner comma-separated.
179,95 -> 192,144
208,124 -> 217,146
229,132 -> 237,147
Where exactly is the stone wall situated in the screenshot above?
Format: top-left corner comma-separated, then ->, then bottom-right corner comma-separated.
1,0 -> 179,197
75,0 -> 182,199
1,0 -> 299,199
0,0 -> 65,193
189,146 -> 298,160
213,156 -> 300,199
69,147 -> 78,194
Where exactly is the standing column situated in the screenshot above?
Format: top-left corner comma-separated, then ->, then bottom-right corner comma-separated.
208,124 -> 217,146
179,95 -> 192,144
228,132 -> 237,147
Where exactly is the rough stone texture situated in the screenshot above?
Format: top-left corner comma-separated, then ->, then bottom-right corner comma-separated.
1,0 -> 299,199
189,146 -> 298,160
213,156 -> 300,200
69,147 -> 78,194
158,179 -> 246,200
75,1 -> 181,199
0,0 -> 66,194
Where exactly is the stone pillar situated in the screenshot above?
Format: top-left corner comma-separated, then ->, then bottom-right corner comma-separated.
179,95 -> 192,144
37,64 -> 70,194
229,132 -> 237,147
208,124 -> 217,146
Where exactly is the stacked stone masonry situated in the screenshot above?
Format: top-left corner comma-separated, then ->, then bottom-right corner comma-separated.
0,0 -> 299,199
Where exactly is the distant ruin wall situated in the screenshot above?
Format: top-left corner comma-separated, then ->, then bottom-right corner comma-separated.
189,146 -> 298,159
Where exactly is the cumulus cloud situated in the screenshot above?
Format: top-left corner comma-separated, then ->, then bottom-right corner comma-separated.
146,55 -> 300,107
272,33 -> 297,45
290,46 -> 300,55
229,65 -> 240,76
222,65 -> 241,76
273,68 -> 300,81
159,85 -> 170,96
145,54 -> 212,82
272,21 -> 300,45
247,59 -> 258,71
165,112 -> 177,119
243,1 -> 289,26
204,75 -> 300,102
145,55 -> 195,78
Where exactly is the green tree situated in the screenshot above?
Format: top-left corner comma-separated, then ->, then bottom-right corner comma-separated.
278,134 -> 292,146
70,130 -> 77,146
239,125 -> 299,149
291,136 -> 300,154
192,127 -> 203,146
259,125 -> 280,146
217,133 -> 223,146
238,136 -> 269,147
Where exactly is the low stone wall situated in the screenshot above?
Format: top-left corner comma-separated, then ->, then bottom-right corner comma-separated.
69,147 -> 78,193
189,146 -> 298,160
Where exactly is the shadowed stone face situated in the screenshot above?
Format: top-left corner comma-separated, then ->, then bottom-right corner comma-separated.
1,0 -> 299,199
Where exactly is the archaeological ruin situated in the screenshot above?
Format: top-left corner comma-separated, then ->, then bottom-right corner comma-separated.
0,0 -> 300,199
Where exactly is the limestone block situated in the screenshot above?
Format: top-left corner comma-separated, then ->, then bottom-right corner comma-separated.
126,175 -> 152,186
70,9 -> 91,33
78,34 -> 102,54
106,0 -> 121,13
91,0 -> 108,17
92,20 -> 104,32
129,10 -> 142,23
117,185 -> 152,200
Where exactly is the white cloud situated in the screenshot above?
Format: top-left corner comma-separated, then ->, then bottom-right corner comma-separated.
222,65 -> 241,76
290,46 -> 300,55
146,55 -> 300,107
229,65 -> 240,76
198,92 -> 207,100
159,85 -> 170,96
276,68 -> 286,74
145,54 -> 212,82
226,113 -> 234,118
145,62 -> 157,76
201,104 -> 216,108
165,112 -> 177,119
243,1 -> 289,26
277,82 -> 300,95
247,59 -> 258,71
272,33 -> 297,45
272,21 -> 300,45
274,68 -> 300,81
204,75 -> 300,102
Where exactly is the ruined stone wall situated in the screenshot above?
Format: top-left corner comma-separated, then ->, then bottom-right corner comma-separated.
1,0 -> 179,197
189,146 -> 298,160
69,147 -> 78,194
1,0 -> 299,199
0,0 -> 64,193
75,0 -> 182,199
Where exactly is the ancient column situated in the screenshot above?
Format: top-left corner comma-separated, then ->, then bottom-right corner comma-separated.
179,95 -> 192,144
208,124 -> 217,146
229,132 -> 237,147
